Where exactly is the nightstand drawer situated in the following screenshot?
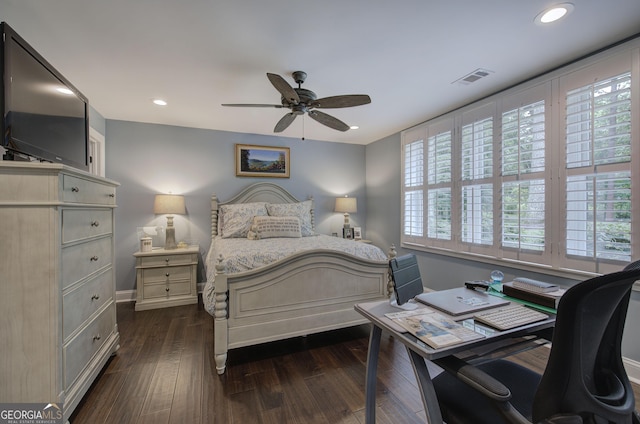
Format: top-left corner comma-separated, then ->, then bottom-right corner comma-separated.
143,280 -> 192,298
62,236 -> 113,289
141,265 -> 192,283
63,269 -> 114,340
62,208 -> 113,243
62,174 -> 116,205
139,253 -> 196,268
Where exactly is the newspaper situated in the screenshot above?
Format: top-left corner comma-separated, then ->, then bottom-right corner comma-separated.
385,308 -> 484,349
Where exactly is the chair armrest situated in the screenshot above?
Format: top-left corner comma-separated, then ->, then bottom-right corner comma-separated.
434,356 -> 512,402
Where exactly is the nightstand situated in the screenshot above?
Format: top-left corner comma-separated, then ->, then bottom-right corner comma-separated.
133,245 -> 199,311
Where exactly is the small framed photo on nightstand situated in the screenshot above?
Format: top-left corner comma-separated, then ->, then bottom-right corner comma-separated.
343,228 -> 354,239
353,227 -> 362,240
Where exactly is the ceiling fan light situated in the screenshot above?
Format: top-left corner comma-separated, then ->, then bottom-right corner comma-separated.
153,99 -> 168,106
350,125 -> 359,130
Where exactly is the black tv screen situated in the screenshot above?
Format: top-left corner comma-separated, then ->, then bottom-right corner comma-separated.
1,22 -> 89,171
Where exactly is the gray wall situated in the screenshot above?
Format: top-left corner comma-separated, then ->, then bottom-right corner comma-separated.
364,132 -> 640,362
104,120 -> 368,294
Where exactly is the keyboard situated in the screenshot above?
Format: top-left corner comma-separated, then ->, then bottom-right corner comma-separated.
473,304 -> 548,330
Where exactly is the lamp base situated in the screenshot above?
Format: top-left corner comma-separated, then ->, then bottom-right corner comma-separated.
343,212 -> 351,229
164,215 -> 178,249
165,227 -> 177,249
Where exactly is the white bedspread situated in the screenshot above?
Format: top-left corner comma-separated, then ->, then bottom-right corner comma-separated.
203,234 -> 388,315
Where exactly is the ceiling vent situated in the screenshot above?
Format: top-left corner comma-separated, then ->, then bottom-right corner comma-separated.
453,68 -> 494,85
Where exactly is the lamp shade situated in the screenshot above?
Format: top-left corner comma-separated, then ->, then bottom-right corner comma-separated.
335,196 -> 357,213
154,194 -> 186,215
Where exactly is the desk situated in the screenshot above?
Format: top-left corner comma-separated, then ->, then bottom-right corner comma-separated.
355,300 -> 556,424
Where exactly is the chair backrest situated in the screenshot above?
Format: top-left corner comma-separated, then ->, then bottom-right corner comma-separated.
532,267 -> 640,423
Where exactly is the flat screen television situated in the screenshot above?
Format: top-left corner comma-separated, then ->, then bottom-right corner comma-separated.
1,22 -> 89,171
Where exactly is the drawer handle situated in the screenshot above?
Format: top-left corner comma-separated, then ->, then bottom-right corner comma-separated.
91,220 -> 100,227
165,273 -> 170,277
90,256 -> 99,261
71,186 -> 80,192
91,294 -> 100,301
165,258 -> 170,263
93,334 -> 101,341
166,287 -> 170,292
108,193 -> 115,198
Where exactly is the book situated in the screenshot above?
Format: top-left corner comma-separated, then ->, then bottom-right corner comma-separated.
385,309 -> 484,349
502,281 -> 565,309
512,277 -> 558,293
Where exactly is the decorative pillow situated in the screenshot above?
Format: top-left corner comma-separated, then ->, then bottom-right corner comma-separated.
249,216 -> 302,239
219,202 -> 268,238
266,200 -> 314,236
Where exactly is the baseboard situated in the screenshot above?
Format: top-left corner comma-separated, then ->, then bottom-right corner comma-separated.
116,290 -> 136,303
624,357 -> 640,384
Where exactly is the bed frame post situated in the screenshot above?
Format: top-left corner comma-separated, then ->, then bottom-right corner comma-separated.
213,255 -> 228,375
211,194 -> 219,237
386,244 -> 397,297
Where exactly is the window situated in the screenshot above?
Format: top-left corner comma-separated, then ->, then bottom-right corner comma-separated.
401,44 -> 638,275
562,70 -> 633,272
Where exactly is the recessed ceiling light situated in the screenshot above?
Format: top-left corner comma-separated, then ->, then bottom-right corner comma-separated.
350,125 -> 359,130
535,3 -> 574,25
153,99 -> 167,106
56,87 -> 74,95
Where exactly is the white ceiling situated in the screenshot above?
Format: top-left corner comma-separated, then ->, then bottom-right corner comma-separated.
2,1 -> 640,145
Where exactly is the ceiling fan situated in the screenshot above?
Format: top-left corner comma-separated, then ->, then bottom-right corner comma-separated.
222,71 -> 371,133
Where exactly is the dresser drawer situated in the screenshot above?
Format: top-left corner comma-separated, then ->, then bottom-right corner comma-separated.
63,268 -> 114,340
62,209 -> 113,244
143,280 -> 192,298
63,305 -> 115,388
62,237 -> 113,289
139,253 -> 196,268
62,174 -> 116,205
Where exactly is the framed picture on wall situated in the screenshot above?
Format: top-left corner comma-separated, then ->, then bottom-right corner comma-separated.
235,144 -> 290,178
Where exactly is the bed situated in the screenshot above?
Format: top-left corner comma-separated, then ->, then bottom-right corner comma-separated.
202,182 -> 394,374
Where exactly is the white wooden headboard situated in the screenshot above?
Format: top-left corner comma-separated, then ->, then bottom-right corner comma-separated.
211,182 -> 314,238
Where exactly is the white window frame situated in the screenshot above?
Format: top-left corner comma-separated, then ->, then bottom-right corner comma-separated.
400,39 -> 640,278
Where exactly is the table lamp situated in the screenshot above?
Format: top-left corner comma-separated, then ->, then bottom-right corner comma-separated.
335,196 -> 357,230
154,194 -> 186,249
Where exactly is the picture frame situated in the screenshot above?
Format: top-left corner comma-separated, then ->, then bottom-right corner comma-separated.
235,144 -> 290,178
343,227 -> 354,239
353,227 -> 362,240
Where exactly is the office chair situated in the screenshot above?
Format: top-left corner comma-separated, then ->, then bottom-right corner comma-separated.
431,266 -> 640,424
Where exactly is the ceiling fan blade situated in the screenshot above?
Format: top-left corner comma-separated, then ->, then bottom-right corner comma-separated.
221,103 -> 284,108
309,94 -> 371,109
274,113 -> 298,133
267,73 -> 300,105
308,110 -> 350,132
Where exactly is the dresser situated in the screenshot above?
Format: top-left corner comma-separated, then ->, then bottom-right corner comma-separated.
0,162 -> 119,422
133,246 -> 199,311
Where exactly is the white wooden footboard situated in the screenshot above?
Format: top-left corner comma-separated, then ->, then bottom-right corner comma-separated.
213,250 -> 393,375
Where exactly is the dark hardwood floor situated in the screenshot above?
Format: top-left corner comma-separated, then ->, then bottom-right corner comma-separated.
70,299 -> 639,424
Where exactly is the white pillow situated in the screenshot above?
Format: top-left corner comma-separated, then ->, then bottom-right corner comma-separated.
219,202 -> 268,238
249,216 -> 302,239
266,200 -> 314,236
